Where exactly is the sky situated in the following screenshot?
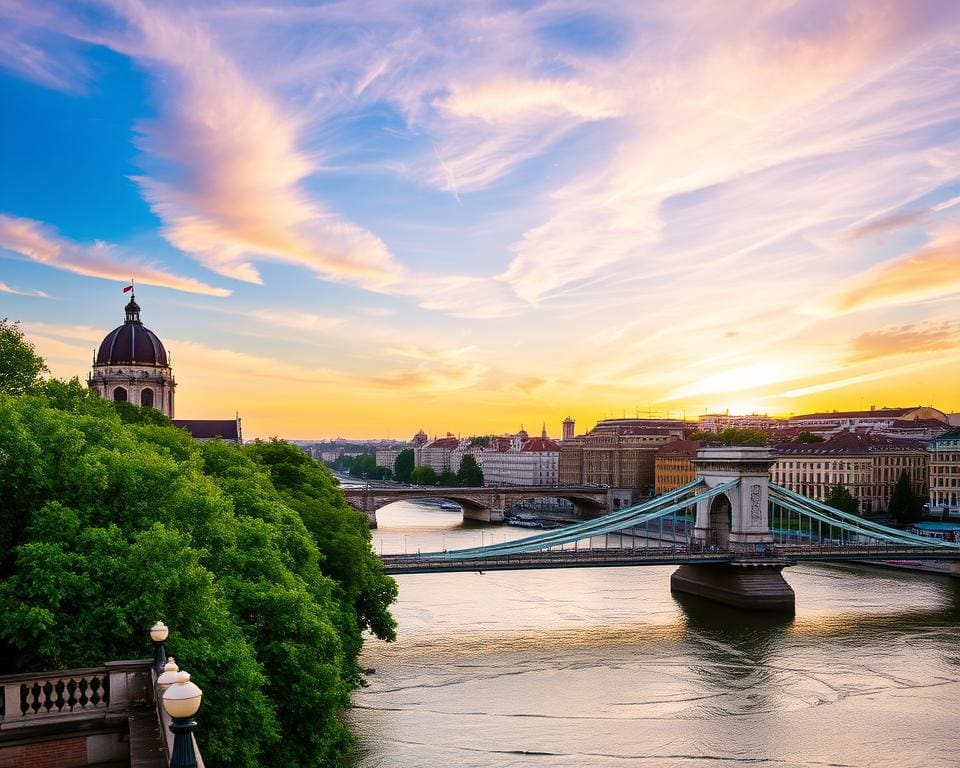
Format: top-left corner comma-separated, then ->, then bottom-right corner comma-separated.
1,0 -> 959,440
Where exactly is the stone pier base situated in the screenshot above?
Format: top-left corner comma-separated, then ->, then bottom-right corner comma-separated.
671,563 -> 795,612
951,562 -> 960,578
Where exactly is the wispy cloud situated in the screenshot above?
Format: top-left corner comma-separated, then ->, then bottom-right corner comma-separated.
251,309 -> 345,333
0,214 -> 230,297
0,281 -> 49,298
847,322 -> 960,363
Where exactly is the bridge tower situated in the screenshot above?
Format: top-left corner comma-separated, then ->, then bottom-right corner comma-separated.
672,447 -> 795,612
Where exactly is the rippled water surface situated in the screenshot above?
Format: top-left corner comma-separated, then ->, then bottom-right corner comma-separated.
348,502 -> 960,768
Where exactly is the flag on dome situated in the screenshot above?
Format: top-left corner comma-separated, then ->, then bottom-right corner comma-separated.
122,284 -> 133,293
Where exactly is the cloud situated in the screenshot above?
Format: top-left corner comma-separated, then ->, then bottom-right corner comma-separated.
846,322 -> 960,363
435,78 -> 620,123
823,232 -> 960,314
108,2 -> 404,291
251,309 -> 345,333
372,345 -> 487,391
0,214 -> 230,297
845,208 -> 927,242
0,281 -> 49,298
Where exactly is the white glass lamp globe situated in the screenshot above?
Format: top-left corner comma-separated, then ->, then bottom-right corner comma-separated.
156,658 -> 181,686
162,672 -> 202,719
150,621 -> 169,642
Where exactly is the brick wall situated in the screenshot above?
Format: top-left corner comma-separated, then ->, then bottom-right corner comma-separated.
0,736 -> 87,768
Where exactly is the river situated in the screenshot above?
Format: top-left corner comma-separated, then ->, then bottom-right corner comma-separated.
348,500 -> 960,768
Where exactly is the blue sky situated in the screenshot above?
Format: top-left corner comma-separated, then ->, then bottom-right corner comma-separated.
1,1 -> 959,437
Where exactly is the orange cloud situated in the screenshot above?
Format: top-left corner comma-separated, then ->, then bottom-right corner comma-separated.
827,234 -> 960,314
0,214 -> 230,297
847,322 -> 960,363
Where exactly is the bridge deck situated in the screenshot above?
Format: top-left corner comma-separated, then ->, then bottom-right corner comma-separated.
380,545 -> 960,574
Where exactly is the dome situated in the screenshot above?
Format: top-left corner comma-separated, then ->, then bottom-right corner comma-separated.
94,296 -> 169,367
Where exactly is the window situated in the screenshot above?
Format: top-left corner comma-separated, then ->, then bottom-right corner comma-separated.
141,388 -> 154,408
113,386 -> 127,402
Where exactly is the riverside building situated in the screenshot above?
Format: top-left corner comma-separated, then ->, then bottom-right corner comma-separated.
482,427 -> 560,486
929,428 -> 960,518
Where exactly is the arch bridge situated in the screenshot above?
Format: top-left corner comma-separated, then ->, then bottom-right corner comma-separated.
343,486 -> 624,526
376,448 -> 960,614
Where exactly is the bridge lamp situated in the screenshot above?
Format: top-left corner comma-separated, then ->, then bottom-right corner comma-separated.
149,621 -> 169,675
162,671 -> 203,768
157,657 -> 181,690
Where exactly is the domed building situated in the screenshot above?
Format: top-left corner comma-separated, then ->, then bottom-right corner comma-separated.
88,293 -> 176,417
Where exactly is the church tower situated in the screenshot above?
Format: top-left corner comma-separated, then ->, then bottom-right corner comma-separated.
88,292 -> 176,417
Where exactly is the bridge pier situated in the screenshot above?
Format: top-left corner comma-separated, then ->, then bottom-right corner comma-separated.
462,505 -> 504,523
670,563 -> 795,612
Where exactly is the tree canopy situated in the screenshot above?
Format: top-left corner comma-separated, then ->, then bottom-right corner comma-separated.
0,319 -> 47,395
888,471 -> 923,525
393,448 -> 415,483
689,427 -> 769,446
824,484 -> 858,515
0,348 -> 397,767
457,454 -> 484,486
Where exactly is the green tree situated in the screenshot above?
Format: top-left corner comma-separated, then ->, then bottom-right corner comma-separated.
411,465 -> 438,485
796,431 -> 825,443
888,471 -> 923,525
437,469 -> 457,486
688,427 -> 768,446
0,367 -> 397,767
394,448 -> 415,483
0,319 -> 48,395
824,484 -> 858,515
457,454 -> 484,486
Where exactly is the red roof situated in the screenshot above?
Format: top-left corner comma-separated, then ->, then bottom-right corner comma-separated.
775,431 -> 926,455
791,407 -> 915,421
657,439 -> 702,456
424,437 -> 459,450
521,437 -> 560,452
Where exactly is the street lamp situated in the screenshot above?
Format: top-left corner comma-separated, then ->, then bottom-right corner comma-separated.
162,671 -> 203,768
149,621 -> 169,675
157,657 -> 181,689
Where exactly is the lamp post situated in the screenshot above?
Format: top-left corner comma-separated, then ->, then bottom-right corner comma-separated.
162,671 -> 203,768
150,621 -> 169,675
156,657 -> 180,690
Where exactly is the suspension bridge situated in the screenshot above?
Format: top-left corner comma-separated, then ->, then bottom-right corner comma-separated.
379,448 -> 960,612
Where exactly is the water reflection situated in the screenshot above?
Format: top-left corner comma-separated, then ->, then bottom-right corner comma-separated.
349,501 -> 960,768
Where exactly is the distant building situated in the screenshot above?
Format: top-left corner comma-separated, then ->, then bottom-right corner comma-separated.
697,413 -> 784,432
929,428 -> 960,518
655,439 -> 702,494
482,426 -> 560,486
172,418 -> 242,445
89,293 -> 241,442
788,406 -> 948,434
562,417 -> 575,441
375,446 -> 409,471
412,429 -> 429,447
416,435 -> 460,472
771,432 -> 929,515
559,418 -> 685,496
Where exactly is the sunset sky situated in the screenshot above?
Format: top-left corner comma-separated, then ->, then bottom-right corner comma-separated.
1,0 -> 959,439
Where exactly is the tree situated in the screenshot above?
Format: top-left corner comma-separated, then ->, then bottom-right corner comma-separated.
457,454 -> 484,486
824,484 -> 858,515
689,427 -> 768,446
410,465 -> 438,485
796,431 -> 825,443
394,448 -> 415,483
889,471 -> 923,525
0,319 -> 47,395
0,360 -> 397,767
437,469 -> 457,486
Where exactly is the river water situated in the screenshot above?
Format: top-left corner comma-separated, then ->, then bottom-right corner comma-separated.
348,501 -> 960,768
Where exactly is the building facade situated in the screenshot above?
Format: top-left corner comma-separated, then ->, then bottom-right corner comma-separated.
929,428 -> 960,518
482,430 -> 560,486
787,406 -> 948,434
654,439 -> 702,494
559,419 -> 684,495
416,436 -> 460,472
698,414 -> 783,432
771,432 -> 929,514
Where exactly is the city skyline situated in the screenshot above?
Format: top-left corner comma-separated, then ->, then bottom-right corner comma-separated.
2,1 -> 960,438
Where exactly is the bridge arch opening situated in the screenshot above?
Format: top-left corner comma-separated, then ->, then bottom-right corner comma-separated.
708,494 -> 732,549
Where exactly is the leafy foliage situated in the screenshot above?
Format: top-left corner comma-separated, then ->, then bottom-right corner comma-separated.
0,381 -> 396,767
824,484 -> 858,515
456,454 -> 484,486
0,319 -> 47,395
688,427 -> 769,446
795,431 -> 825,443
393,448 -> 415,482
888,471 -> 923,525
410,465 -> 438,485
328,451 -> 392,480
